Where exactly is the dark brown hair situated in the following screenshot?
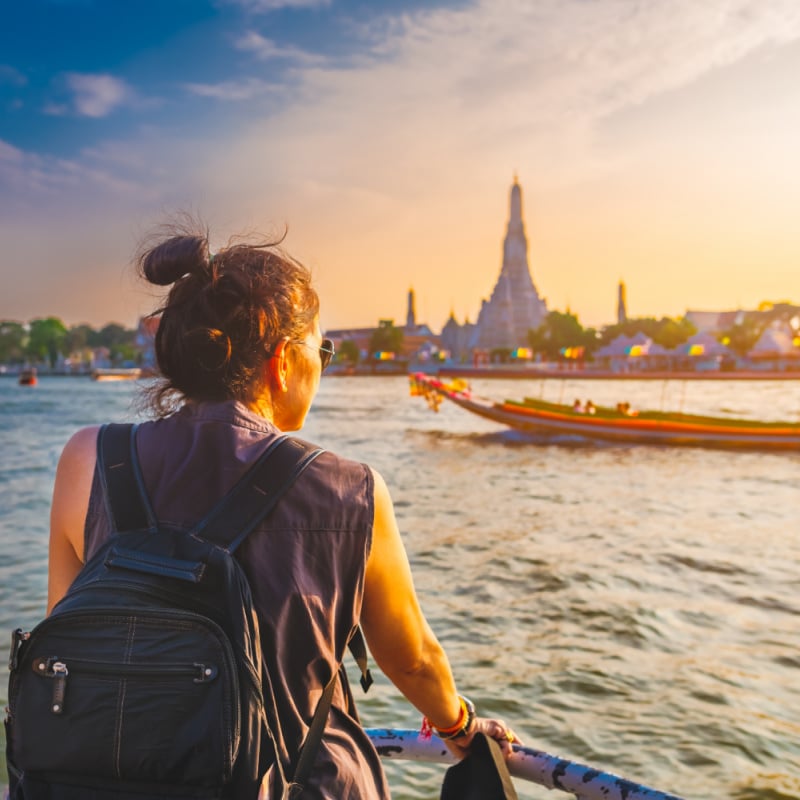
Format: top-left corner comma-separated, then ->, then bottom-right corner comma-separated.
137,218 -> 319,415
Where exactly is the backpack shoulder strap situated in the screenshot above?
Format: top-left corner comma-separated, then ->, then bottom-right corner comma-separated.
100,425 -> 362,787
293,626 -> 373,787
98,422 -> 158,534
290,670 -> 338,791
192,435 -> 324,553
100,424 -> 322,550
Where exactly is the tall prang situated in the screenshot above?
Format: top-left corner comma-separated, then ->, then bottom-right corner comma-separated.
470,177 -> 547,351
617,281 -> 628,324
406,288 -> 416,330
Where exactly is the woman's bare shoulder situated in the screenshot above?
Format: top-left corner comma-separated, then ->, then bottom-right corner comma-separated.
59,425 -> 101,468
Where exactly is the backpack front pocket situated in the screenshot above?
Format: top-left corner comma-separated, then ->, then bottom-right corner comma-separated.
10,610 -> 240,789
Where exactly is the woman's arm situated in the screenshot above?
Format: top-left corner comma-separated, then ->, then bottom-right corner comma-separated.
47,426 -> 99,614
361,468 -> 518,758
361,468 -> 460,727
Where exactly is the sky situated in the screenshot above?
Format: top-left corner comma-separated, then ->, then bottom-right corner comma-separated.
2,0 -> 799,333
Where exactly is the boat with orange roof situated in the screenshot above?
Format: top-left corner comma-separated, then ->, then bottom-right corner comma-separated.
18,368 -> 37,386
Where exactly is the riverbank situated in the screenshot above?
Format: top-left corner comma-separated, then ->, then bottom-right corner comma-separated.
0,368 -> 151,379
436,366 -> 800,380
4,365 -> 799,381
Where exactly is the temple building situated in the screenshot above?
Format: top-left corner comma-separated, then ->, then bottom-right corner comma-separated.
406,288 -> 416,330
468,177 -> 547,351
440,310 -> 476,361
617,281 -> 628,324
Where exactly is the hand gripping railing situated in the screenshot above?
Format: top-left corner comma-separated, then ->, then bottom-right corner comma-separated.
366,728 -> 685,800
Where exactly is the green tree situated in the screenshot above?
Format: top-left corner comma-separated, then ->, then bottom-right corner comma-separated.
27,317 -> 68,367
651,317 -> 696,349
338,339 -> 360,364
98,323 -> 133,347
64,324 -> 95,355
114,343 -> 139,365
61,324 -> 96,368
528,311 -> 598,361
599,316 -> 695,349
0,320 -> 27,364
720,318 -> 763,358
98,323 -> 137,364
368,319 -> 404,358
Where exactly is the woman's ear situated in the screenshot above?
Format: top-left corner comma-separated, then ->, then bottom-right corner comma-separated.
268,339 -> 290,392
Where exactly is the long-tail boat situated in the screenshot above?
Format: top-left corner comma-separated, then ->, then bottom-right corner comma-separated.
410,373 -> 800,450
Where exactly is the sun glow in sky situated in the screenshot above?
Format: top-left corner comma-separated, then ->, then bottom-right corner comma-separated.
2,0 -> 799,332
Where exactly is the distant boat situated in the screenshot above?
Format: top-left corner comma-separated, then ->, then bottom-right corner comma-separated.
91,368 -> 142,382
18,368 -> 37,386
410,373 -> 800,450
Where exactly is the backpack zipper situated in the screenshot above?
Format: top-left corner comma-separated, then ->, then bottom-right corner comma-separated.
16,605 -> 243,762
53,581 -> 263,704
32,656 -> 219,715
8,628 -> 30,671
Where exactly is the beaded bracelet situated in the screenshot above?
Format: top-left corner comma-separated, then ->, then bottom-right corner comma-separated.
420,695 -> 476,741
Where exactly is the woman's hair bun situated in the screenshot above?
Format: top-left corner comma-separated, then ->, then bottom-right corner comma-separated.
141,235 -> 209,286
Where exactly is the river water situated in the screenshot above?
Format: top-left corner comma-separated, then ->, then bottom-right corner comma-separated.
1,375 -> 799,799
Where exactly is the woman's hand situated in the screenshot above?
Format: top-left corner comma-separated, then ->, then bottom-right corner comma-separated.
442,716 -> 522,760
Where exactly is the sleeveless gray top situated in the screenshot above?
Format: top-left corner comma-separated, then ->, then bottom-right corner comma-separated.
84,401 -> 390,800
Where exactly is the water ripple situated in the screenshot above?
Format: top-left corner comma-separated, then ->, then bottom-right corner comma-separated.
3,376 -> 799,799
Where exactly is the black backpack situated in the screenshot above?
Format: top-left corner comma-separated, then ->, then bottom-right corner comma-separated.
5,422 -> 357,800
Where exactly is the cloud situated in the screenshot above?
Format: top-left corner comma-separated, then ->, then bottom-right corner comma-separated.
0,139 -> 24,163
63,73 -> 131,117
43,102 -> 70,116
0,133 -> 167,209
0,140 -> 47,199
235,31 -> 325,64
12,0 -> 800,208
184,77 -> 277,100
225,0 -> 330,12
247,0 -> 800,186
4,0 -> 800,328
183,0 -> 800,327
0,65 -> 27,86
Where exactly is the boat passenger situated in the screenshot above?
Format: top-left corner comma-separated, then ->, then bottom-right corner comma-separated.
585,400 -> 596,415
573,398 -> 584,413
47,223 -> 520,799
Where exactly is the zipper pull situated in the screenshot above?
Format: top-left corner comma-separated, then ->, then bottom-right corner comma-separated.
50,661 -> 68,714
9,628 -> 30,671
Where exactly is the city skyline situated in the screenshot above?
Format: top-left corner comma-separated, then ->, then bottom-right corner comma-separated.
2,1 -> 799,331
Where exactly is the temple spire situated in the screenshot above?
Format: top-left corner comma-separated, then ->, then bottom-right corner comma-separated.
509,175 -> 523,233
406,288 -> 417,330
617,281 -> 628,324
469,176 -> 547,351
